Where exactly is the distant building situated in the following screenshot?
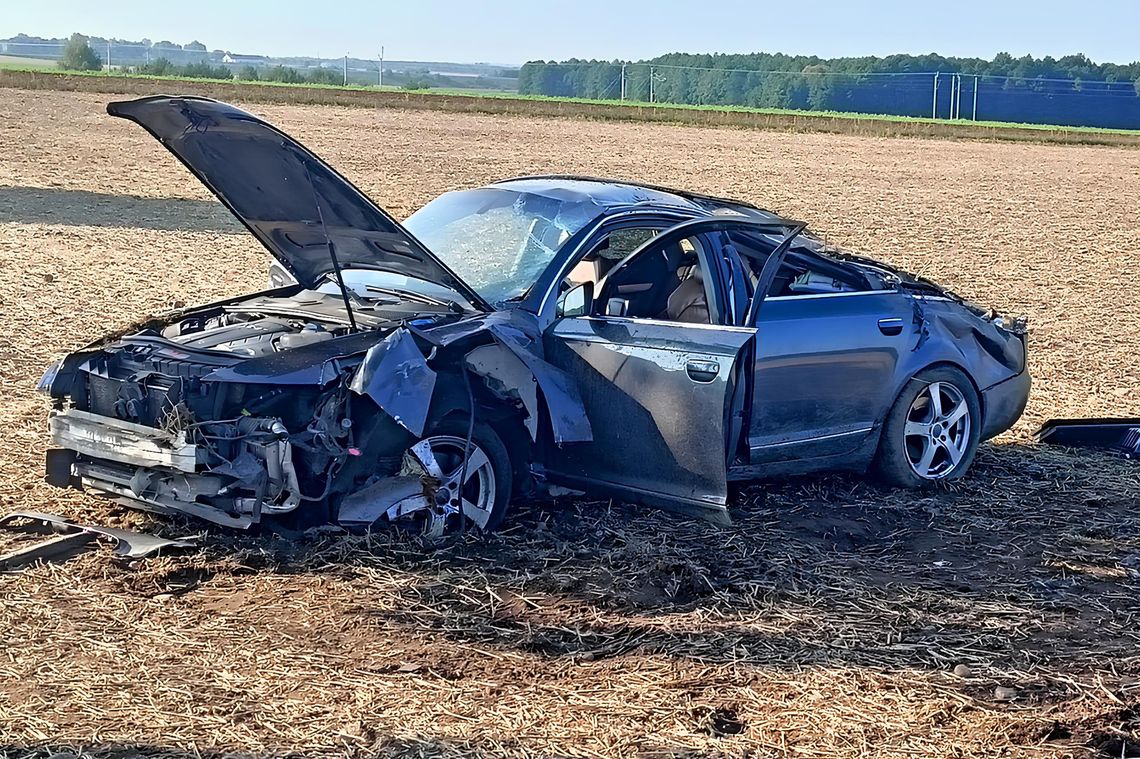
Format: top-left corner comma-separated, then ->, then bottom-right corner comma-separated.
222,54 -> 268,65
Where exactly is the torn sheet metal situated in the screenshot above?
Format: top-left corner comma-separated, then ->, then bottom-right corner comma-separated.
1037,418 -> 1140,458
0,511 -> 197,559
337,475 -> 430,528
465,344 -> 540,441
485,319 -> 592,445
411,310 -> 592,445
348,327 -> 437,436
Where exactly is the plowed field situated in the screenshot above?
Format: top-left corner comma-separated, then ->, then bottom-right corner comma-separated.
1,88 -> 1139,759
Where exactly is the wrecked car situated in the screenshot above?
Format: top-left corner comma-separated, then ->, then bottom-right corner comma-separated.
37,96 -> 1031,533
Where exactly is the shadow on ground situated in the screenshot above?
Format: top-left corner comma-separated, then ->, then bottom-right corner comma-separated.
7,442 -> 1140,757
0,185 -> 240,234
123,442 -> 1140,674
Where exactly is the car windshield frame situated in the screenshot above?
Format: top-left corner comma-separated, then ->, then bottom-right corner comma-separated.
403,187 -> 605,307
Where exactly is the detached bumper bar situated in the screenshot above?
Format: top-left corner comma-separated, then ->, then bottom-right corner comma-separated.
49,408 -> 198,472
1037,418 -> 1140,457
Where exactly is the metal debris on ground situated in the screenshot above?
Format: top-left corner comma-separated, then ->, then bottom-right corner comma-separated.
0,511 -> 197,568
1037,417 -> 1140,458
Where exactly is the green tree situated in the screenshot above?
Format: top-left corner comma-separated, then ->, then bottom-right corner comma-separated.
138,57 -> 173,76
180,62 -> 233,79
236,65 -> 260,81
802,64 -> 833,110
58,33 -> 102,72
307,67 -> 342,85
262,65 -> 303,84
402,75 -> 433,90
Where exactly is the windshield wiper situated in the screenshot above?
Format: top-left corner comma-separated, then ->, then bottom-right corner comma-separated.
363,286 -> 463,312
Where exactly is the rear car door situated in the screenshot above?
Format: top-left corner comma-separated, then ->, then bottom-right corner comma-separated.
540,219 -> 789,522
745,246 -> 912,463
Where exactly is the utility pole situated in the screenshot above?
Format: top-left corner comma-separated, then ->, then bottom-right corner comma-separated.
649,67 -> 665,104
106,41 -> 111,69
973,74 -> 979,120
950,74 -> 958,119
344,54 -> 349,86
932,72 -> 939,118
620,62 -> 626,101
378,45 -> 384,87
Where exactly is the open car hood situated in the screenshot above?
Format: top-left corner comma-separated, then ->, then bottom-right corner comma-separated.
108,96 -> 489,310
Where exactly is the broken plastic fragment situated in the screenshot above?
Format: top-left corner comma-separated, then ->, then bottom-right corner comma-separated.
0,511 -> 197,560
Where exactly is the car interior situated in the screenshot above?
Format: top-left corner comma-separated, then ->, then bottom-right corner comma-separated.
725,230 -> 869,298
558,226 -> 874,326
562,228 -> 718,324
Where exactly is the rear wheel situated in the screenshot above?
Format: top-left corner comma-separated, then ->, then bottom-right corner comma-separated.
874,366 -> 981,488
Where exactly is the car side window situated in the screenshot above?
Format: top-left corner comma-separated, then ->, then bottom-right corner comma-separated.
767,259 -> 862,298
596,233 -> 718,324
556,226 -> 665,318
564,227 -> 661,290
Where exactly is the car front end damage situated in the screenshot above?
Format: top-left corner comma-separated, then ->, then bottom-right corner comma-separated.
38,309 -> 406,529
38,292 -> 589,531
47,407 -> 303,529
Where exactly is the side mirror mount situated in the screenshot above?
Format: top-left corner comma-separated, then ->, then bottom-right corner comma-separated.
605,297 -> 629,318
558,281 -> 594,318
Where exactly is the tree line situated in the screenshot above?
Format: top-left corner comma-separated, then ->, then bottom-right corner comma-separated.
518,52 -> 1140,129
54,34 -> 461,89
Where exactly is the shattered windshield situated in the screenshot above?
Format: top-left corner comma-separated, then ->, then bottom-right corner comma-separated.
404,187 -> 602,306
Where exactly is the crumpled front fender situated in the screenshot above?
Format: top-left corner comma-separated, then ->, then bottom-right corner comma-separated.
347,327 -> 437,437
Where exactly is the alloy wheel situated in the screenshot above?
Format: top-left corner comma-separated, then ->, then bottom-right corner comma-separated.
403,434 -> 496,537
903,381 -> 972,479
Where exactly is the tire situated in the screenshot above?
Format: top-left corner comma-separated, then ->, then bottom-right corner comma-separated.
873,366 -> 982,488
409,416 -> 514,533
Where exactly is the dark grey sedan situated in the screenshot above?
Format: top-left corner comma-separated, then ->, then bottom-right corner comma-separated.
38,97 -> 1030,532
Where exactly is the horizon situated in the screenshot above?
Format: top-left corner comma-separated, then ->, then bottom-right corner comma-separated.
3,30 -> 1138,72
3,0 -> 1138,68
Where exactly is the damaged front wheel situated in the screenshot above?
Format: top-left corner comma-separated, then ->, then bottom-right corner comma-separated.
401,418 -> 513,537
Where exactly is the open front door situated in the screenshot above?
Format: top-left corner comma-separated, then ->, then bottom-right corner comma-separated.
539,217 -> 796,522
543,318 -> 752,522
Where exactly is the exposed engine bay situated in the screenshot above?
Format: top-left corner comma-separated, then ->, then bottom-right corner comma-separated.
161,314 -> 337,358
43,288 -> 469,529
159,287 -> 458,357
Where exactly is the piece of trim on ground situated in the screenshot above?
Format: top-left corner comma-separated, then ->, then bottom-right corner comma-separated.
1036,418 -> 1140,458
0,511 -> 198,561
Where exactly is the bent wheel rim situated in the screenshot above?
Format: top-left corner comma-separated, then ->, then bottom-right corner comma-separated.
403,434 -> 496,535
903,381 -> 971,479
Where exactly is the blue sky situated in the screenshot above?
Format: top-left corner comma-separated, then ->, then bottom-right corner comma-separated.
5,0 -> 1138,65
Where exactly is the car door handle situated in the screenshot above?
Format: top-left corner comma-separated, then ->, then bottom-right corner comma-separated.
877,317 -> 904,336
686,359 -> 720,383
